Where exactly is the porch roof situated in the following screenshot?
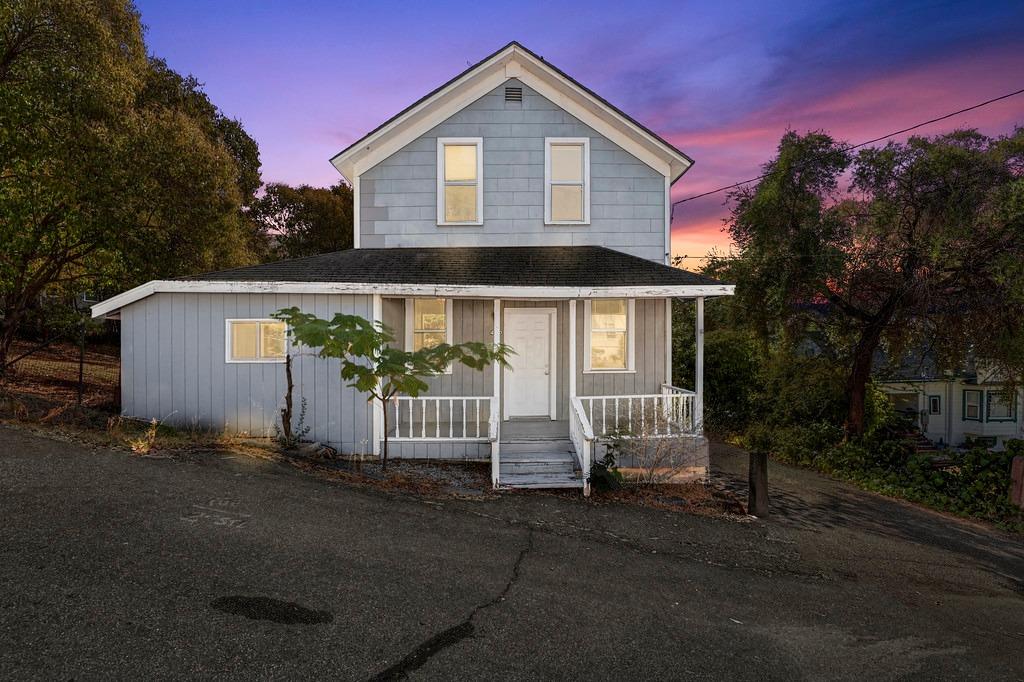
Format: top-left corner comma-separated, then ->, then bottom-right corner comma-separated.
181,246 -> 723,288
91,246 -> 734,318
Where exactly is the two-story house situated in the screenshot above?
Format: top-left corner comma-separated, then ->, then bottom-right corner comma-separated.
92,42 -> 734,493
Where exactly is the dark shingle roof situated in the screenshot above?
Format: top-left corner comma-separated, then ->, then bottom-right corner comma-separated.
181,246 -> 722,288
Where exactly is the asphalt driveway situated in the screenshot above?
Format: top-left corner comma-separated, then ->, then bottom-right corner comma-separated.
1,426 -> 1021,680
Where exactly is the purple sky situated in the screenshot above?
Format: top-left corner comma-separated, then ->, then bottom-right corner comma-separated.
137,0 -> 1024,260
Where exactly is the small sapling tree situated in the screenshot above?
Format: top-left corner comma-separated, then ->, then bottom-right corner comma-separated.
272,307 -> 512,469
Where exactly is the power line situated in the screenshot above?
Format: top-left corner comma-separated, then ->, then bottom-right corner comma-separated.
671,86 -> 1024,208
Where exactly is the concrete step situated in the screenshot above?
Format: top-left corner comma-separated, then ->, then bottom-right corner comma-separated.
500,472 -> 584,489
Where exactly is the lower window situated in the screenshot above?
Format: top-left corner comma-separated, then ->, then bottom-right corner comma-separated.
963,390 -> 982,421
584,299 -> 634,372
226,319 -> 287,362
987,391 -> 1016,422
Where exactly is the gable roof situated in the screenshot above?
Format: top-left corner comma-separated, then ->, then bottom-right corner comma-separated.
91,246 -> 733,318
330,41 -> 694,183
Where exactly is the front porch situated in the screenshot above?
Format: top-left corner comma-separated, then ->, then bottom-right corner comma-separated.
375,293 -> 711,495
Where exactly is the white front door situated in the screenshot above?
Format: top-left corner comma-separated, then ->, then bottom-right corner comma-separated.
504,308 -> 555,419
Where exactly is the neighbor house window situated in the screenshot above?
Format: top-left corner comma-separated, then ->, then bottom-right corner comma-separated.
928,395 -> 941,415
226,319 -> 286,363
437,138 -> 482,224
963,389 -> 982,421
987,391 -> 1016,422
584,299 -> 634,372
545,138 -> 590,224
405,298 -> 453,351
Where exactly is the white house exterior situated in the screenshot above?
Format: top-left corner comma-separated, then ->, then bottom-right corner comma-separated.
880,372 -> 1023,451
92,42 -> 734,493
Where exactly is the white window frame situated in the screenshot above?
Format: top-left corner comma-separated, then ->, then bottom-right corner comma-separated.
583,298 -> 635,373
436,137 -> 483,226
544,137 -> 590,225
405,297 -> 454,374
927,394 -> 941,415
224,318 -> 287,364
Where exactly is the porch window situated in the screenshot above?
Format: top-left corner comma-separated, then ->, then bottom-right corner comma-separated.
545,138 -> 590,224
226,319 -> 286,363
584,299 -> 635,372
437,138 -> 483,224
963,389 -> 982,421
405,298 -> 453,351
987,391 -> 1016,422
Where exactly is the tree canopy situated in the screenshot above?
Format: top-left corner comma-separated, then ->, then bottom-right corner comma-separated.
250,182 -> 354,261
715,128 -> 1024,435
0,0 -> 262,368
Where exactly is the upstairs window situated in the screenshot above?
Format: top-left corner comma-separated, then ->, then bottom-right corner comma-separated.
437,138 -> 483,225
584,299 -> 634,372
226,319 -> 286,363
545,138 -> 590,224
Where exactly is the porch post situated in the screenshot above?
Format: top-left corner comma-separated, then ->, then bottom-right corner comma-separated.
695,296 -> 704,434
372,294 -> 383,457
492,298 -> 501,488
568,299 -> 577,399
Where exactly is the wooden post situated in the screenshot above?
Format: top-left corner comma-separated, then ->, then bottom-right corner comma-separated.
1012,456 -> 1024,510
695,296 -> 704,434
665,298 -> 673,387
568,299 -> 577,399
492,298 -> 501,488
749,451 -> 770,517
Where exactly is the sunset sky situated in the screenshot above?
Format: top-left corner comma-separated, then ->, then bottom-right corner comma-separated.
137,0 -> 1024,261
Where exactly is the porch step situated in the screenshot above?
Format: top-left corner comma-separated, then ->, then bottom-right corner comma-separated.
499,472 -> 584,489
500,439 -> 573,454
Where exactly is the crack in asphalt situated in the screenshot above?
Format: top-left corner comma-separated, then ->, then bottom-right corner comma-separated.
368,528 -> 534,681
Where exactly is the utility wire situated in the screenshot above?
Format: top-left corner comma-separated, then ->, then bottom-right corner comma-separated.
671,86 -> 1024,208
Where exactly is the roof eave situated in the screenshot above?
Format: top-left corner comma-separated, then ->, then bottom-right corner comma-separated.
330,41 -> 692,183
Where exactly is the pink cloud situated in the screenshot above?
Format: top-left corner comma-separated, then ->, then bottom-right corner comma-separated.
668,43 -> 1024,262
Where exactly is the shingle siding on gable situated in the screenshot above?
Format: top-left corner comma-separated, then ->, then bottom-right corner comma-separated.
359,80 -> 668,262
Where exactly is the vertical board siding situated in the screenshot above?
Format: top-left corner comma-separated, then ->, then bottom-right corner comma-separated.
578,298 -> 667,396
120,292 -> 371,453
360,79 -> 667,262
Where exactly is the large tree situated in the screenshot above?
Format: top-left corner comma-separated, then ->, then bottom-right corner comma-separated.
0,0 -> 262,370
724,129 -> 1024,436
250,182 -> 354,261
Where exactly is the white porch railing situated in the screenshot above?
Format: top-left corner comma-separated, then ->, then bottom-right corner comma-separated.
390,396 -> 497,441
569,396 -> 595,495
577,385 -> 696,440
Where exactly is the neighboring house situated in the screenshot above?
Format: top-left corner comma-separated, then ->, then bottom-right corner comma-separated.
92,42 -> 734,492
878,355 -> 1023,450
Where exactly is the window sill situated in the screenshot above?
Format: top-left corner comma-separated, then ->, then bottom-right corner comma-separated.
437,220 -> 483,227
226,358 -> 287,364
583,369 -> 636,375
545,221 -> 590,227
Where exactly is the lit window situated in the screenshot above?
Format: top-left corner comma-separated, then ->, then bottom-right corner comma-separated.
545,138 -> 589,224
585,299 -> 633,371
987,391 -> 1016,422
437,138 -> 482,224
963,390 -> 982,421
227,320 -> 286,362
406,298 -> 452,352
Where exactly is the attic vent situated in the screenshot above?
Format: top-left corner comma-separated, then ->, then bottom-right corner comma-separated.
504,86 -> 523,102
